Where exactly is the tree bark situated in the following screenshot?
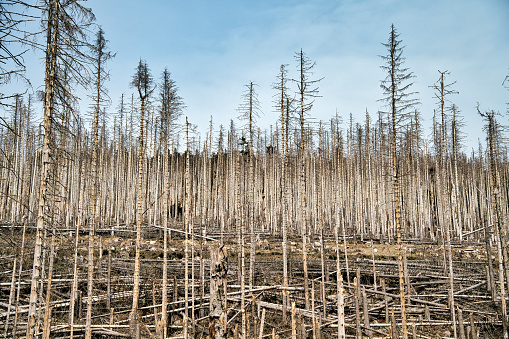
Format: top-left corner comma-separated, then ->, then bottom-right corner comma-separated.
209,244 -> 228,339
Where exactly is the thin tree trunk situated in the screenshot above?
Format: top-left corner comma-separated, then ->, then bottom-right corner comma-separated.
335,227 -> 345,339
131,93 -> 146,339
184,117 -> 190,339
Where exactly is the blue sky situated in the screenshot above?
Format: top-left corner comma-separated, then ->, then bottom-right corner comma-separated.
6,0 -> 509,153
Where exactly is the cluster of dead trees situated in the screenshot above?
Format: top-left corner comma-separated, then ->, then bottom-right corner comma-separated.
1,1 -> 509,338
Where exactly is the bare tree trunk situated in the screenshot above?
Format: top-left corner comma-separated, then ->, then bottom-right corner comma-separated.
184,117 -> 191,339
478,109 -> 508,337
209,244 -> 227,339
27,2 -> 58,337
320,227 -> 326,319
392,99 -> 408,339
161,113 -> 170,339
354,275 -> 361,339
291,302 -> 297,339
70,155 -> 85,339
335,227 -> 345,339
3,257 -> 17,338
42,226 -> 56,339
131,92 -> 145,339
85,50 -> 102,339
281,95 -> 291,323
248,83 -> 256,289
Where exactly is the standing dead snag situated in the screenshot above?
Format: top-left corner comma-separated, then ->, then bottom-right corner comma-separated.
295,49 -> 322,310
209,244 -> 228,339
478,106 -> 508,337
238,81 -> 260,290
273,64 -> 291,322
184,117 -> 191,339
335,227 -> 345,339
159,67 -> 184,339
27,1 -> 94,338
431,70 -> 458,339
130,59 -> 154,338
379,24 -> 419,339
86,27 -> 114,339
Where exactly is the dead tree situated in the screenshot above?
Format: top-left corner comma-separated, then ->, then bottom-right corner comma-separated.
273,63 -> 291,321
184,117 -> 192,338
27,1 -> 94,338
238,81 -> 260,289
379,24 -> 419,339
159,68 -> 184,338
209,244 -> 228,339
295,49 -> 322,310
85,27 -> 114,339
130,59 -> 154,337
431,70 -> 458,338
478,106 -> 508,337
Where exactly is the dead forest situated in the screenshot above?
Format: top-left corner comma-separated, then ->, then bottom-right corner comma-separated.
1,1 -> 509,339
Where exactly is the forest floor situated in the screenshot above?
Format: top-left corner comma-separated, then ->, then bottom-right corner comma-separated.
0,225 -> 503,338
80,230 -> 491,262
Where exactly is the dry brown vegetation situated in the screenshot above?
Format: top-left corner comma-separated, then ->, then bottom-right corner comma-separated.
0,227 -> 504,338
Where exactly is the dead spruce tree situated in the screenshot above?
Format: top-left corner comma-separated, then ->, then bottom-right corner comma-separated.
478,107 -> 508,338
85,27 -> 114,339
184,117 -> 192,339
295,49 -> 322,310
238,81 -> 260,289
379,24 -> 419,339
273,63 -> 291,321
130,59 -> 154,337
2,96 -> 34,338
431,70 -> 458,338
159,68 -> 183,338
27,1 -> 94,338
69,119 -> 86,339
